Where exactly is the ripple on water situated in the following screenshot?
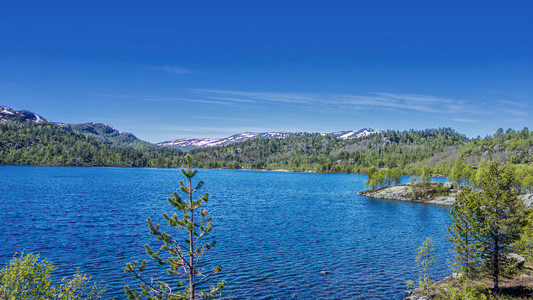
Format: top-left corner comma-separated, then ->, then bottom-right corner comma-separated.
0,167 -> 452,299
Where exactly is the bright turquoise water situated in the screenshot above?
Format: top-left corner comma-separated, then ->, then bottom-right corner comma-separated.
0,166 -> 452,299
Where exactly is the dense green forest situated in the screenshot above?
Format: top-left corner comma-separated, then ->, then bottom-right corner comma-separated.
0,122 -> 184,167
1,120 -> 531,180
190,127 -> 532,176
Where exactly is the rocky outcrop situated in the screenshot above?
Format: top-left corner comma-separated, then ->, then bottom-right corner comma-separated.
520,193 -> 533,208
508,253 -> 526,269
358,184 -> 457,206
360,185 -> 533,208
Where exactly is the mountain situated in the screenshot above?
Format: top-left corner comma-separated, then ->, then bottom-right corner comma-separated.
1,106 -> 154,150
3,105 -> 530,178
0,106 -> 184,167
66,122 -> 155,150
330,128 -> 379,140
0,106 -> 47,123
156,132 -> 295,150
157,129 -> 381,150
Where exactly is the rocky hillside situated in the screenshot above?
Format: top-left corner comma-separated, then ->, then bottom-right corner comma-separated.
156,128 -> 381,150
0,106 -> 47,123
156,132 -> 295,150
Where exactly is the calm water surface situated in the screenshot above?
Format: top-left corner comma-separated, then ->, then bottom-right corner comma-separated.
0,166 -> 452,299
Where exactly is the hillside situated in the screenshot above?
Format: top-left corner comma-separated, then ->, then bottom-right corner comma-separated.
67,122 -> 156,150
189,128 -> 473,174
157,128 -> 379,150
1,106 -> 531,175
0,109 -> 184,167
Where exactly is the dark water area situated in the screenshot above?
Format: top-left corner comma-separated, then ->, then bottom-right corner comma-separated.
0,166 -> 452,299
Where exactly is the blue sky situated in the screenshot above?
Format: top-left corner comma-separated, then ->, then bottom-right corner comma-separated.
1,1 -> 532,143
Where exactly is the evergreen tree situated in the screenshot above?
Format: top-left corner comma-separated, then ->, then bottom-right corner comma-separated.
478,162 -> 525,291
447,189 -> 486,279
125,154 -> 225,300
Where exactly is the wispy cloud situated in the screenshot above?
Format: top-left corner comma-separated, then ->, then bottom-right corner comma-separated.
496,99 -> 530,107
98,94 -> 236,106
147,65 -> 190,74
191,89 -> 478,115
494,99 -> 530,117
100,89 -> 496,117
453,117 -> 478,123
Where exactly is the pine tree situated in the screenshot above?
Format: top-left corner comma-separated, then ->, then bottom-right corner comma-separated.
125,154 -> 225,299
478,162 -> 525,291
447,188 -> 486,279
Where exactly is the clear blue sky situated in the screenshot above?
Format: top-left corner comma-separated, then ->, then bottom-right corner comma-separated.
1,1 -> 532,143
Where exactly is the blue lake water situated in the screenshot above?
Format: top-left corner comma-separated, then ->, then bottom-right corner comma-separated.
0,166 -> 452,299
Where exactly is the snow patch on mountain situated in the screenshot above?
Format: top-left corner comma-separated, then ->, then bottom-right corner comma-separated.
157,129 -> 380,150
331,128 -> 379,140
157,132 -> 293,149
0,106 -> 48,123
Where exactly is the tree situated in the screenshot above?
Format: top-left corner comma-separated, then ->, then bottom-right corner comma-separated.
125,154 -> 225,299
478,162 -> 525,291
0,252 -> 106,299
450,160 -> 466,187
447,189 -> 486,279
409,237 -> 436,295
420,166 -> 431,195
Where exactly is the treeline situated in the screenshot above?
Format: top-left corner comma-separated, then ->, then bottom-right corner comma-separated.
190,127 -> 532,176
0,122 -> 184,167
2,121 -> 532,178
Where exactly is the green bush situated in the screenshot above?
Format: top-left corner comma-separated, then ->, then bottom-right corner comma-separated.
0,252 -> 106,299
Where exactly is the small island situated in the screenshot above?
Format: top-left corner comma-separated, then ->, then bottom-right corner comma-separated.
358,181 -> 458,206
359,181 -> 533,208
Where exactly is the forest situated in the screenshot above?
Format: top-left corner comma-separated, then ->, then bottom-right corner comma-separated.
0,122 -> 184,168
1,121 -> 532,182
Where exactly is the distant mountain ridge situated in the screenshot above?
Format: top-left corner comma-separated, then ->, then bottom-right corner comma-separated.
2,105 -> 380,151
156,128 -> 380,150
0,106 -> 47,123
156,132 -> 294,150
1,106 -> 152,150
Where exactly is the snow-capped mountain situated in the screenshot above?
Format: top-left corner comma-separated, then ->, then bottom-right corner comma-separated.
157,129 -> 380,150
0,106 -> 47,123
2,105 -> 380,151
156,132 -> 293,150
330,128 -> 380,140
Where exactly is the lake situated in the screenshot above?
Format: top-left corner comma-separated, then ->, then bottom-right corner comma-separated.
0,166 -> 452,299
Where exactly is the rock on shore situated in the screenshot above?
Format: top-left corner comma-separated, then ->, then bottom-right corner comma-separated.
359,184 -> 532,207
358,184 -> 457,206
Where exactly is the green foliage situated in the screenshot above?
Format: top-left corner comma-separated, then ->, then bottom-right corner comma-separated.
190,128 -> 469,174
365,167 -> 402,190
0,252 -> 106,299
447,188 -> 486,278
0,121 -> 183,167
125,154 -> 225,300
436,279 -> 488,300
68,123 -> 155,150
477,162 -> 526,290
461,127 -> 533,165
3,121 -> 533,187
514,208 -> 533,263
414,237 -> 436,295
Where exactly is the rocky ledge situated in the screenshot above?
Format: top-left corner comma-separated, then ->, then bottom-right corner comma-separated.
359,183 -> 533,207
